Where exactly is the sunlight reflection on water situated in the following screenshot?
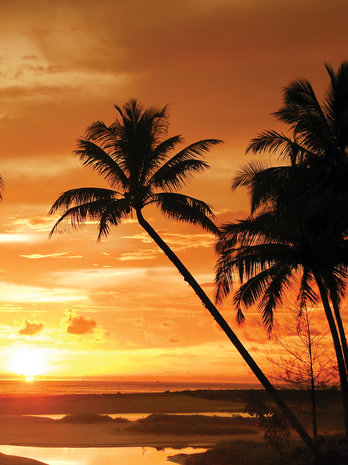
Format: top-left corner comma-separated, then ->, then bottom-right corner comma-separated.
0,445 -> 206,465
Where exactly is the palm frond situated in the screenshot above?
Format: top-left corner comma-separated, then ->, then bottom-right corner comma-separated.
297,269 -> 317,311
149,139 -> 221,185
96,198 -> 131,240
259,265 -> 292,334
50,198 -> 130,238
324,62 -> 348,153
217,214 -> 290,252
232,163 -> 302,212
233,268 -> 273,308
151,192 -> 219,235
75,139 -> 129,188
231,266 -> 286,328
274,80 -> 333,155
215,239 -> 293,307
49,200 -> 109,236
148,158 -> 209,191
325,265 -> 347,301
230,243 -> 293,280
49,188 -> 118,215
232,160 -> 269,190
84,120 -> 120,149
246,130 -> 310,164
140,135 -> 183,182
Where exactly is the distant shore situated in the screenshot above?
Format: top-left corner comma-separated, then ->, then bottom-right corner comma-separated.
0,390 -> 248,415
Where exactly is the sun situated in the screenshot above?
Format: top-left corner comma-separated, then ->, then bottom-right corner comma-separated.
9,347 -> 48,381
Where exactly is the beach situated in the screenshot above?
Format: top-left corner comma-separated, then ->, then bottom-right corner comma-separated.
0,390 -> 261,465
0,390 -> 343,465
0,391 -> 262,448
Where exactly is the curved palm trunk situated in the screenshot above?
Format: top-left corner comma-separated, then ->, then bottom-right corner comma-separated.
331,296 -> 348,375
306,315 -> 317,437
136,209 -> 314,450
314,274 -> 348,434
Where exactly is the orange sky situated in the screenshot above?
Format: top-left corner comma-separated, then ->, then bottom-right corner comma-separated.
0,0 -> 346,381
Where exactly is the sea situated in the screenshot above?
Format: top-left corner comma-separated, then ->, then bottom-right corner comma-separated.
0,379 -> 261,396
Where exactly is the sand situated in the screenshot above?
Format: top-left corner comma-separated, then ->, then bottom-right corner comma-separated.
0,392 -> 245,415
0,390 -> 342,465
0,453 -> 47,465
0,392 -> 260,448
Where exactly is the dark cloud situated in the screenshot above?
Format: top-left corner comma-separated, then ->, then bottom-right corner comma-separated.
18,319 -> 44,335
65,311 -> 97,335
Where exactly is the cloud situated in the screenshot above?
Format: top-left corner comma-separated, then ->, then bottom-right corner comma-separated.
64,310 -> 97,335
20,252 -> 82,259
0,234 -> 35,243
118,249 -> 158,261
11,215 -> 57,232
122,232 -> 215,252
18,319 -> 44,335
0,282 -> 87,303
21,252 -> 69,259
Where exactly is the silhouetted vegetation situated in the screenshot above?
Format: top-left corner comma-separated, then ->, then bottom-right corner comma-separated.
184,435 -> 348,465
216,61 -> 348,434
49,99 -> 312,448
125,413 -> 257,435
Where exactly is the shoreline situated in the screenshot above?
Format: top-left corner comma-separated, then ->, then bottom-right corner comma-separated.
0,391 -> 261,448
0,390 -> 343,453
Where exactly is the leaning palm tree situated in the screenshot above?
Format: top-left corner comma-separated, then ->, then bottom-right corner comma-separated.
49,99 -> 313,449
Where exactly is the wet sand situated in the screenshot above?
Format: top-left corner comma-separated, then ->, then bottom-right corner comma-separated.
0,452 -> 47,465
0,392 -> 260,448
0,392 -> 245,416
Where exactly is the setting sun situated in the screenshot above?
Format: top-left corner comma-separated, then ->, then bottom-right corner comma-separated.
9,347 -> 48,381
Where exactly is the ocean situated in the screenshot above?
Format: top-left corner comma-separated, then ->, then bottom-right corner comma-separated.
0,379 -> 261,396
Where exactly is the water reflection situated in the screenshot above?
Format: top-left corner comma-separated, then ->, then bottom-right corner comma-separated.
0,445 -> 206,465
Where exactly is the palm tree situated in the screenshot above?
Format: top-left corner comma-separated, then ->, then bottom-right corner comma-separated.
49,99 -> 313,449
215,207 -> 348,432
215,62 -> 348,433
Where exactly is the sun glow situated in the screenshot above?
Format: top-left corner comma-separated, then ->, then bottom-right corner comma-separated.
9,347 -> 48,381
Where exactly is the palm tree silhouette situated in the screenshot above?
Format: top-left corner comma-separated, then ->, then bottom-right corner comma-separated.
49,99 -> 313,448
216,63 -> 348,433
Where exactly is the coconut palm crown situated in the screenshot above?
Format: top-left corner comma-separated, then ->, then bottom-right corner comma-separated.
49,99 -> 221,237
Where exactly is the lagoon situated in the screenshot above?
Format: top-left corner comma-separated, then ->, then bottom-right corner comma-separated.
0,445 -> 205,465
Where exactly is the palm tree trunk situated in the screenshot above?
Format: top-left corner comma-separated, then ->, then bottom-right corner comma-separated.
331,295 -> 348,375
314,273 -> 348,434
305,312 -> 317,437
136,209 -> 314,450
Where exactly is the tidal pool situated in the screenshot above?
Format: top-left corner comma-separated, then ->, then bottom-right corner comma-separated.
0,445 -> 206,465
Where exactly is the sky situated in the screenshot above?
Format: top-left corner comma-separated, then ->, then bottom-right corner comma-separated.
0,0 -> 346,382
